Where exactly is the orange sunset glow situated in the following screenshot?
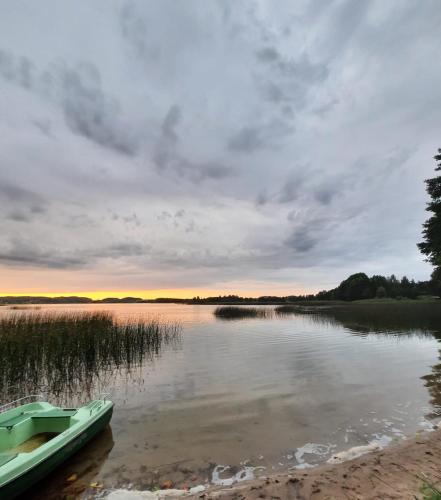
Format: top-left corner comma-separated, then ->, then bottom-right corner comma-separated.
0,285 -> 313,300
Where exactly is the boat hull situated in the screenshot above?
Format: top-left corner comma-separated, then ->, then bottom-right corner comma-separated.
0,405 -> 113,500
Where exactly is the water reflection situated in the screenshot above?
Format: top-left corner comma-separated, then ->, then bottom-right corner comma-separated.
293,302 -> 441,336
289,303 -> 441,418
18,426 -> 115,500
3,303 -> 441,497
422,361 -> 441,418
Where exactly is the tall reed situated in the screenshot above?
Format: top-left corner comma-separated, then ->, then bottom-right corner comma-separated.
0,311 -> 180,403
214,306 -> 273,319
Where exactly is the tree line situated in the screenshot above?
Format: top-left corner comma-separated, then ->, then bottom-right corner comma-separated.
315,272 -> 433,301
418,148 -> 441,298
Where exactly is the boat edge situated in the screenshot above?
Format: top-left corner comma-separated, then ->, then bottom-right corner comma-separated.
0,403 -> 113,500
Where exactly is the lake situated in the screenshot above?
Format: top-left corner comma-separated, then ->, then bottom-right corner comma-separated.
3,302 -> 441,498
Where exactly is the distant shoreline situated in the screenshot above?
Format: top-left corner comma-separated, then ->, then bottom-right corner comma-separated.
0,296 -> 439,306
2,271 -> 438,306
0,296 -> 438,306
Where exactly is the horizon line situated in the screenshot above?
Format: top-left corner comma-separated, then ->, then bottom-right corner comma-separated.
0,288 -> 314,301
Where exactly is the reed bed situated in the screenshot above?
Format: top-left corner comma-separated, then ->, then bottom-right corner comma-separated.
0,311 -> 180,402
214,306 -> 273,319
275,305 -> 299,315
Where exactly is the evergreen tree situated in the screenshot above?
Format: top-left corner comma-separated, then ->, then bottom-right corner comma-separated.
418,149 -> 441,294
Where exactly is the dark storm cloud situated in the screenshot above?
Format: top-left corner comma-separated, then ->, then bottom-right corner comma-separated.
0,182 -> 48,215
101,242 -> 146,258
228,44 -> 328,154
278,172 -> 307,203
161,105 -> 181,144
314,187 -> 336,206
285,226 -> 318,253
153,105 -> 181,169
0,239 -> 86,269
119,2 -> 154,61
0,239 -> 149,269
256,46 -> 279,63
61,63 -> 138,156
173,160 -> 233,182
6,211 -> 30,222
255,192 -> 268,206
227,120 -> 294,153
254,45 -> 329,116
32,118 -> 53,137
155,105 -> 233,181
261,81 -> 289,104
256,46 -> 328,83
0,50 -> 34,89
228,127 -> 263,152
0,50 -> 138,155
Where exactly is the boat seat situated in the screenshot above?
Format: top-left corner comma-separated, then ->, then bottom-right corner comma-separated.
0,409 -> 77,430
0,413 -> 30,429
31,410 -> 77,419
0,453 -> 17,467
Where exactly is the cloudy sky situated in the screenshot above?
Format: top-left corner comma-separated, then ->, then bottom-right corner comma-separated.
0,0 -> 440,298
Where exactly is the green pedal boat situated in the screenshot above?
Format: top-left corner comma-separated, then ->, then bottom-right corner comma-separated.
0,395 -> 113,499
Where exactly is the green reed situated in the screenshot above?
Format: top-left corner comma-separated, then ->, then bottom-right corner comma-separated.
214,306 -> 273,319
0,311 -> 180,402
275,305 -> 300,315
422,481 -> 441,500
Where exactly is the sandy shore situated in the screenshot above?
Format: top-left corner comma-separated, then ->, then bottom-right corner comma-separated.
106,427 -> 441,499
187,428 -> 441,499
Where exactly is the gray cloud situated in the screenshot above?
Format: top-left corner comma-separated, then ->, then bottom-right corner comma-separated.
255,192 -> 268,206
102,242 -> 146,258
253,44 -> 329,119
256,47 -> 279,63
0,182 -> 48,216
120,3 -> 155,62
228,120 -> 294,153
0,51 -> 138,155
0,239 -> 86,269
6,211 -> 30,222
228,127 -> 263,152
285,226 -> 318,253
0,238 -> 150,270
0,1 -> 438,291
278,173 -> 306,203
227,45 -> 328,154
314,187 -> 336,206
62,63 -> 138,155
153,105 -> 181,168
32,118 -> 53,137
256,46 -> 328,84
161,105 -> 181,143
0,50 -> 34,89
174,159 -> 233,182
155,105 -> 233,182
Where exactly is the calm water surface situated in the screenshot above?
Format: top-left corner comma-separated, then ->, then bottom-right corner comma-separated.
4,303 -> 441,497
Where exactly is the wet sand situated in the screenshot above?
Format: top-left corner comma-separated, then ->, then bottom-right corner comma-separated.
185,428 -> 441,499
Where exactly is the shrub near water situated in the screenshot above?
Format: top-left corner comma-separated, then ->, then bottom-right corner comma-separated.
0,311 -> 180,401
214,306 -> 273,319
